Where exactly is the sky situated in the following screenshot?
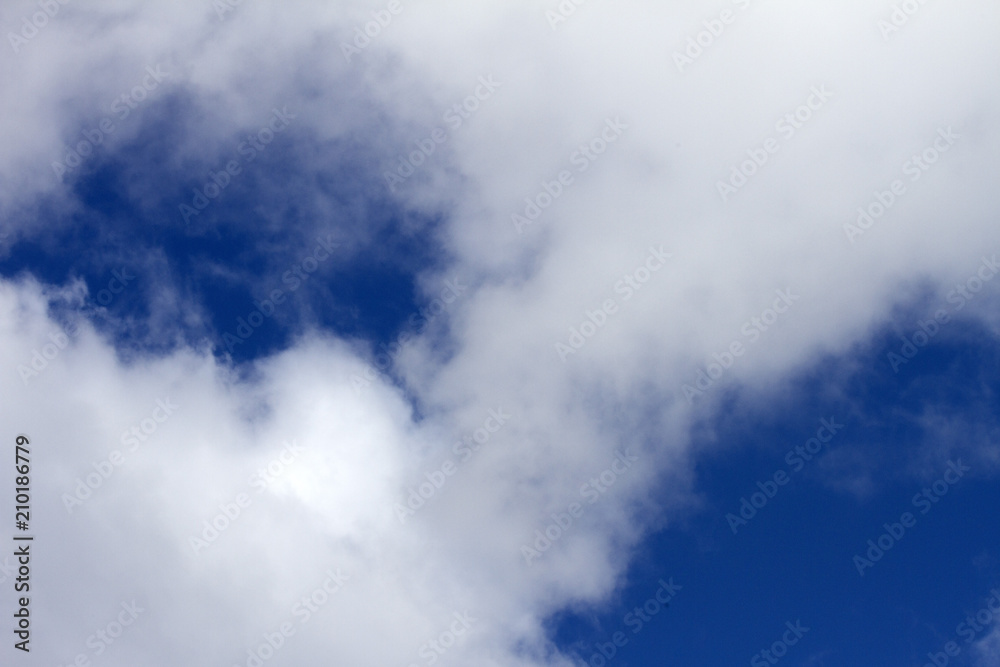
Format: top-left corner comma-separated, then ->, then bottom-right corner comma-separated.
0,0 -> 999,665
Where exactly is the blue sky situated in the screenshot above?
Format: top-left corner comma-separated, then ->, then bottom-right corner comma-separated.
1,1 -> 999,666
551,332 -> 1000,665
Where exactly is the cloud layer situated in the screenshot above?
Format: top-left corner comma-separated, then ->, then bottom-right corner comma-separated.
1,0 -> 998,664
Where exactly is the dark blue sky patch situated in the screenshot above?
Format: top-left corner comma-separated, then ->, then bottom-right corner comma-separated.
548,319 -> 1000,666
1,90 -> 453,366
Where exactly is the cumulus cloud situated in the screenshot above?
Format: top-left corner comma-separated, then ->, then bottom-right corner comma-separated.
1,0 -> 999,664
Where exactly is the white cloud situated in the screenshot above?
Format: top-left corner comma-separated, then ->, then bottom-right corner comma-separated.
974,622 -> 1000,666
2,0 -> 1000,664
